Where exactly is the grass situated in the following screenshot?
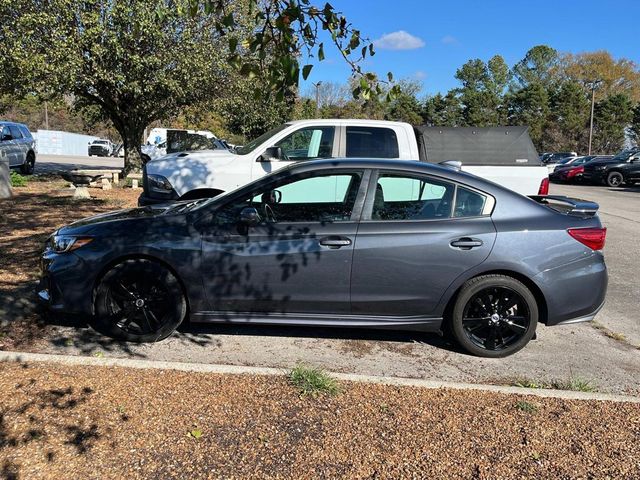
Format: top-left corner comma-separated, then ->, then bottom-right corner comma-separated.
515,400 -> 538,414
513,376 -> 597,393
591,321 -> 627,342
288,365 -> 340,397
10,170 -> 27,187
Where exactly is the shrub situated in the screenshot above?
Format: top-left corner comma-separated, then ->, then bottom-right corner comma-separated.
10,171 -> 27,187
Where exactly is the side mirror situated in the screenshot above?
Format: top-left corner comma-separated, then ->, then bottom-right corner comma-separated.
239,207 -> 261,226
1,134 -> 12,142
258,146 -> 283,162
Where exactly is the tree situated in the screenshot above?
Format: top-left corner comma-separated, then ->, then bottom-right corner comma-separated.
546,81 -> 590,152
384,79 -> 424,124
1,0 -> 393,172
506,83 -> 550,151
512,45 -> 560,89
422,92 -> 463,126
453,55 -> 509,126
562,51 -> 640,102
591,94 -> 633,154
631,103 -> 640,146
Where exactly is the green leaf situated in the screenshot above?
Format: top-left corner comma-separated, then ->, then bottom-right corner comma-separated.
302,64 -> 313,80
228,37 -> 238,54
387,72 -> 394,82
318,43 -> 325,61
188,429 -> 203,439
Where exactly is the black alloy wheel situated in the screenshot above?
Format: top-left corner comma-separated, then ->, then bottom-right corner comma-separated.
94,259 -> 186,342
606,171 -> 624,187
451,275 -> 538,358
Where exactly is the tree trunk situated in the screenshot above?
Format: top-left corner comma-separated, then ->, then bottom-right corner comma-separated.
121,126 -> 144,175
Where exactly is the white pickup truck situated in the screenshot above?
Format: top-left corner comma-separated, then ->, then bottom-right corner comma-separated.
139,120 -> 548,205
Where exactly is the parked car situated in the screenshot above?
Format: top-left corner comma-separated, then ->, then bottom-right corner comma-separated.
549,156 -> 605,182
0,121 -> 36,174
88,139 -> 114,157
38,158 -> 607,358
141,121 -> 549,205
582,148 -> 640,187
541,152 -> 578,165
141,129 -> 229,164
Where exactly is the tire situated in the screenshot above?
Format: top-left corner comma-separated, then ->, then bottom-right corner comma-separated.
93,259 -> 187,342
20,153 -> 35,175
450,275 -> 538,358
605,171 -> 624,187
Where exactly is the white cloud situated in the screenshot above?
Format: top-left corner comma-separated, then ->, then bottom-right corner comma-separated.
374,31 -> 425,51
414,70 -> 428,80
441,35 -> 458,45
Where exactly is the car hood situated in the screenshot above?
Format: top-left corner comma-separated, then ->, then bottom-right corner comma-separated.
55,201 -> 196,236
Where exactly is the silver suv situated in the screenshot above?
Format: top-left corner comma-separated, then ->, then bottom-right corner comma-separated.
0,121 -> 37,174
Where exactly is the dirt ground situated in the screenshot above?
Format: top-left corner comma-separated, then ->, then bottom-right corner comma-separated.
0,360 -> 638,480
0,177 -> 138,349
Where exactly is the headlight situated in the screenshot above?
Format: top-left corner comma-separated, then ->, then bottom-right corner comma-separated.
49,235 -> 93,253
147,174 -> 174,194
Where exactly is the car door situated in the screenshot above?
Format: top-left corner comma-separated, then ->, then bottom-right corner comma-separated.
199,169 -> 366,316
251,126 -> 337,180
8,125 -> 26,166
350,170 -> 497,317
0,125 -> 18,166
626,154 -> 640,182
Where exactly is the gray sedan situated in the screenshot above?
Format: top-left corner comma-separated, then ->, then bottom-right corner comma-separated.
38,159 -> 607,357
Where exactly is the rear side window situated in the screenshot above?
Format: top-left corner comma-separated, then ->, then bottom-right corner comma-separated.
454,187 -> 487,217
8,125 -> 23,139
18,126 -> 32,139
372,173 -> 455,220
346,127 -> 399,158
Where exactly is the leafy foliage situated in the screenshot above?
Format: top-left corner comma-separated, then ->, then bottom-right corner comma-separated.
10,171 -> 27,187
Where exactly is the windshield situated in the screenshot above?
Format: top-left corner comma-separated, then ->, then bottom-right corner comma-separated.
611,148 -> 640,162
236,124 -> 290,155
94,140 -> 108,144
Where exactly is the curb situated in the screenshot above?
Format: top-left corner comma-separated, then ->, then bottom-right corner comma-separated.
1,350 -> 638,403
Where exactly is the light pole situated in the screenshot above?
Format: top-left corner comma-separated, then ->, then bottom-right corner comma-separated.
312,81 -> 322,115
587,80 -> 602,155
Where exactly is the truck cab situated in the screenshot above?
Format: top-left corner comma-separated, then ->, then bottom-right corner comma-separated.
140,120 -> 547,205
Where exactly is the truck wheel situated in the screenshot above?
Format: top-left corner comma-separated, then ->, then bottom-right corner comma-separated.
606,171 -> 624,187
450,275 -> 538,358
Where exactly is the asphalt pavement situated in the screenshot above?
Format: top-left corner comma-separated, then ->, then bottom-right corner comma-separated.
34,154 -> 124,174
25,167 -> 639,394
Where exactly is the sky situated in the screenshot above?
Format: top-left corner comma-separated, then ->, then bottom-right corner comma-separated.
299,0 -> 640,98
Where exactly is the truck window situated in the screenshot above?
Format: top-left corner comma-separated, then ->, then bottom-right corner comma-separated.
276,126 -> 335,161
346,127 -> 399,158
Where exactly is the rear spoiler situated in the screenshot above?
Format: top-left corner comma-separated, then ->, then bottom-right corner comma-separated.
529,195 -> 599,217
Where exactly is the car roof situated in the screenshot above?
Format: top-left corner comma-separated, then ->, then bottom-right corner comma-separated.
0,121 -> 28,128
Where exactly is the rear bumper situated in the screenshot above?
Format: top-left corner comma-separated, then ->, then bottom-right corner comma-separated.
535,252 -> 608,326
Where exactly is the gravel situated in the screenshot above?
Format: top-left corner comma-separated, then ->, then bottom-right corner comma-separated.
1,361 -> 639,479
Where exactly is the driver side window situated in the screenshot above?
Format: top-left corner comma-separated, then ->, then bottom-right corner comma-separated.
216,171 -> 361,225
275,127 -> 335,161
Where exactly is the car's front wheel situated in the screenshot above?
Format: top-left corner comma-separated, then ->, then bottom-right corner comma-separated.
605,171 -> 624,187
450,275 -> 538,358
93,259 -> 187,342
20,153 -> 35,175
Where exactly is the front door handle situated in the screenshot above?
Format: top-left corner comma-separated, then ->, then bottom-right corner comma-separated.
450,238 -> 483,250
319,236 -> 352,249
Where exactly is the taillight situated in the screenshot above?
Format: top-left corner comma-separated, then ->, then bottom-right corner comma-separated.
567,227 -> 606,250
538,177 -> 549,195
567,166 -> 584,179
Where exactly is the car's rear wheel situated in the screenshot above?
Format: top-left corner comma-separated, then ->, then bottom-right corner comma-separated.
606,171 -> 624,187
450,275 -> 538,358
20,153 -> 35,175
93,259 -> 187,342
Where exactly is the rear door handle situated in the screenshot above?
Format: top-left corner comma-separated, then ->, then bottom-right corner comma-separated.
319,236 -> 352,249
450,238 -> 483,250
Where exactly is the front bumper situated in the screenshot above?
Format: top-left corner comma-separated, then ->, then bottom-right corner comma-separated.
37,248 -> 96,315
